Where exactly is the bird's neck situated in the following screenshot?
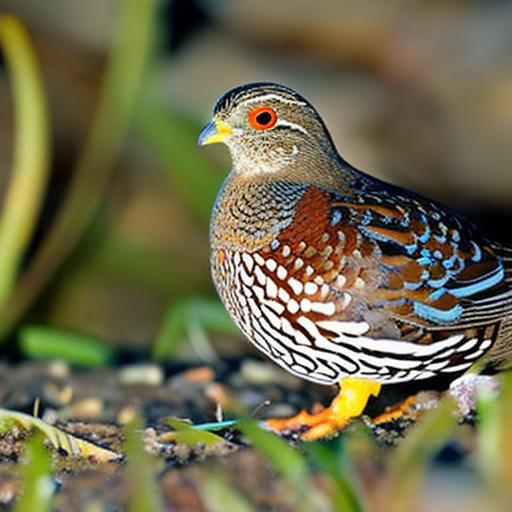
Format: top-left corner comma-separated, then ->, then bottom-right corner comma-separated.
210,173 -> 303,252
210,158 -> 359,252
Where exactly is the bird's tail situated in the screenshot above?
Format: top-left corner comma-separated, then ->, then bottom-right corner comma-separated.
501,245 -> 512,284
499,244 -> 512,340
484,244 -> 512,368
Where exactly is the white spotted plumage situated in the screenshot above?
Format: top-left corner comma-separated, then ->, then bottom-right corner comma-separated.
207,82 -> 511,394
214,247 -> 488,385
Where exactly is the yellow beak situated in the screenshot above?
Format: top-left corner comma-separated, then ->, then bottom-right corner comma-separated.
198,120 -> 232,146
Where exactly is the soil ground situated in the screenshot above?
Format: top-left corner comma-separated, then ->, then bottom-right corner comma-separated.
0,357 -> 470,510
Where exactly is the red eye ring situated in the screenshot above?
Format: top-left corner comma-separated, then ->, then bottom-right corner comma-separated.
248,106 -> 277,130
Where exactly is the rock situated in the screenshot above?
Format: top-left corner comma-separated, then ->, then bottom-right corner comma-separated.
449,374 -> 500,417
119,364 -> 164,386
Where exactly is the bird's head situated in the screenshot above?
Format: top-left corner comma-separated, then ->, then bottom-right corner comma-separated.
198,82 -> 338,176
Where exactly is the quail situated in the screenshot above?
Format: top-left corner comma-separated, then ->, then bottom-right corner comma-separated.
199,82 -> 512,441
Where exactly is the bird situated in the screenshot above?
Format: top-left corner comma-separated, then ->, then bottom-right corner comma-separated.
198,82 -> 512,441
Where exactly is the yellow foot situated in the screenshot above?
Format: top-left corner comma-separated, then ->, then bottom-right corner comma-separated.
265,377 -> 382,441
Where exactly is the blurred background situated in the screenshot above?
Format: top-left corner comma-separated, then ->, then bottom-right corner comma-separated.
0,2 -> 511,510
0,0 -> 511,360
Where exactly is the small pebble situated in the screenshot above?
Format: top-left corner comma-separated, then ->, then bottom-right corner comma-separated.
263,403 -> 296,419
119,364 -> 164,386
0,479 -> 16,505
118,406 -> 138,425
240,360 -> 285,385
143,427 -> 161,455
59,398 -> 104,421
182,366 -> 215,384
205,382 -> 230,408
43,383 -> 73,406
449,374 -> 500,417
42,408 -> 58,425
47,360 -> 70,379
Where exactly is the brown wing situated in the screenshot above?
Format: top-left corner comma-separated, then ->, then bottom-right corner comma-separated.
328,191 -> 510,329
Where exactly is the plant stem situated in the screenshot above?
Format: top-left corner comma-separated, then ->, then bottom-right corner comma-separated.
0,0 -> 160,340
0,16 -> 50,311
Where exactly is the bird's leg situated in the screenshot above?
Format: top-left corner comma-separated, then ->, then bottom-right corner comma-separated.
265,377 -> 381,441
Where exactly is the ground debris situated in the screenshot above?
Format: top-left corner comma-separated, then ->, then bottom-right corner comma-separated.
0,358 -> 480,508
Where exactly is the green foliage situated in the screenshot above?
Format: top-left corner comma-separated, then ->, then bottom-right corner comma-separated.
307,441 -> 365,512
153,297 -> 238,361
0,16 -> 50,312
19,325 -> 115,367
378,398 -> 458,512
478,372 -> 512,507
238,421 -> 324,512
123,416 -> 164,512
0,0 -> 160,341
164,417 -> 225,446
14,435 -> 54,512
239,421 -> 308,488
199,471 -> 256,512
0,408 -> 118,462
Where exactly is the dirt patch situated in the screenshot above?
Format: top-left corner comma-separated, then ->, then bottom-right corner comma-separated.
0,357 -> 462,509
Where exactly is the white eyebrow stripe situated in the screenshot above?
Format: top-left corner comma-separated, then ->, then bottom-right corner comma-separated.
275,119 -> 308,135
242,93 -> 307,106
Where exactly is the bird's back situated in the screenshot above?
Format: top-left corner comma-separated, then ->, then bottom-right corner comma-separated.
203,80 -> 511,386
211,170 -> 512,385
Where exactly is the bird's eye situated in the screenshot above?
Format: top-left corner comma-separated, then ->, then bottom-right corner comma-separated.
248,106 -> 277,130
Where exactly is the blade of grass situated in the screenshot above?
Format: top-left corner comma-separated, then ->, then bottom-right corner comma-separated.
0,16 -> 50,311
0,0 -> 160,341
163,418 -> 225,446
124,416 -> 164,512
199,470 -> 256,512
14,435 -> 54,512
239,421 -> 308,488
240,421 -> 308,487
377,397 -> 457,512
477,372 -> 512,507
19,325 -> 115,367
238,421 -> 322,512
307,442 -> 364,512
190,419 -> 239,431
152,297 -> 238,361
0,408 -> 119,462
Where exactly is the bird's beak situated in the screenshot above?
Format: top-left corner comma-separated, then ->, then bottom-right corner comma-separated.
198,119 -> 232,146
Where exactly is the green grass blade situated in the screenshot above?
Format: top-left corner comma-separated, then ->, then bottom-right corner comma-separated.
0,16 -> 50,311
19,325 -> 115,367
307,442 -> 364,512
239,421 -> 308,488
124,416 -> 164,512
163,417 -> 225,446
239,421 -> 321,512
14,435 -> 54,512
0,408 -> 119,462
0,0 -> 160,341
378,397 -> 457,512
152,301 -> 188,360
477,373 -> 512,506
199,471 -> 256,512
152,297 -> 238,360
